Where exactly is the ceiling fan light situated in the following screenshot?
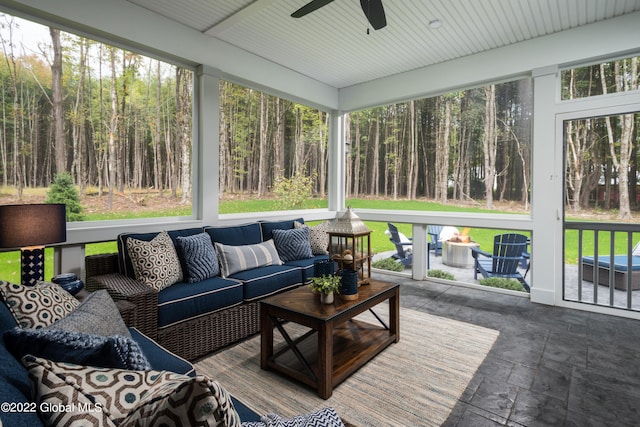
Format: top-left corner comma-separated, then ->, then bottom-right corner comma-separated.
428,19 -> 443,29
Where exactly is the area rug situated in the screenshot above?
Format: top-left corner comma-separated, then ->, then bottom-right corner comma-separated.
196,306 -> 499,427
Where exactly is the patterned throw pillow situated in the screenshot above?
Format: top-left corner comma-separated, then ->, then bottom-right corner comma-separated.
22,355 -> 240,427
272,227 -> 314,262
215,240 -> 282,278
49,289 -> 131,337
6,328 -> 151,371
242,407 -> 345,427
176,232 -> 219,283
126,231 -> 183,291
119,374 -> 241,427
0,280 -> 79,329
295,221 -> 330,255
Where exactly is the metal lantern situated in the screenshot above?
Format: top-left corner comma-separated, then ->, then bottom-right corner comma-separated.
328,206 -> 372,285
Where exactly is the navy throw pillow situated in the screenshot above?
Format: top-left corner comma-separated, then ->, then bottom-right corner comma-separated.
272,227 -> 314,262
4,327 -> 151,371
176,233 -> 219,283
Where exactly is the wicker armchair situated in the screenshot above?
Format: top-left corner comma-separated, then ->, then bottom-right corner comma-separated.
85,253 -> 261,360
85,254 -> 158,339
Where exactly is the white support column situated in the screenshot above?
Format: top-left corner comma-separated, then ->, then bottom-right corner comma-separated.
58,246 -> 84,279
530,65 -> 561,305
197,65 -> 220,224
327,111 -> 345,213
412,224 -> 428,280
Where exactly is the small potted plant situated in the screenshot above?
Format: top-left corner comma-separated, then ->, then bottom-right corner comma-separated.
309,274 -> 341,304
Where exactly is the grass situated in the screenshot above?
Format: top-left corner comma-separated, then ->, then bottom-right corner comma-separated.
0,196 -> 635,282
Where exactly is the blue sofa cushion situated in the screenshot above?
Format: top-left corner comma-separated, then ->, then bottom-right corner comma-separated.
205,223 -> 263,246
117,228 -> 204,279
129,328 -> 195,376
272,227 -> 313,262
175,232 -> 220,283
215,240 -> 283,278
0,303 -> 42,427
157,277 -> 243,329
230,265 -> 302,301
260,218 -> 304,241
582,255 -> 640,272
232,396 -> 261,423
285,254 -> 331,284
4,327 -> 151,370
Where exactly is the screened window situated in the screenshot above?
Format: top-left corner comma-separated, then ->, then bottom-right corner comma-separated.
219,81 -> 329,214
346,79 -> 532,212
561,55 -> 639,101
0,14 -> 194,222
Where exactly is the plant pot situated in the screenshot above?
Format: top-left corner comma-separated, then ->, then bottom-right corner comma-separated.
320,291 -> 334,304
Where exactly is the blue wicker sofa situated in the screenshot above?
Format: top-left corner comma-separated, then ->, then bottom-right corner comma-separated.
0,286 -> 260,426
85,218 -> 330,361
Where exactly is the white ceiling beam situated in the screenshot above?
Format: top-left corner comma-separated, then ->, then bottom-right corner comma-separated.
204,0 -> 278,37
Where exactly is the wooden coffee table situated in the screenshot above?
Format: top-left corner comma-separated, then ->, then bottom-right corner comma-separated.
260,279 -> 399,399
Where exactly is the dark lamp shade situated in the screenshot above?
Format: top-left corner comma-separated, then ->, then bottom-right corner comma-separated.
0,204 -> 67,248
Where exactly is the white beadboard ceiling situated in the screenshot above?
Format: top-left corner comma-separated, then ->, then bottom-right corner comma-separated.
126,0 -> 640,89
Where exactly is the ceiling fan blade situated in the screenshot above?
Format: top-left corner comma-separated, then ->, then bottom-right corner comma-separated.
360,0 -> 386,30
291,0 -> 335,18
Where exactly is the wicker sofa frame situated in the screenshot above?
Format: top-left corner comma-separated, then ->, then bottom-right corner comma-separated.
85,252 -> 263,361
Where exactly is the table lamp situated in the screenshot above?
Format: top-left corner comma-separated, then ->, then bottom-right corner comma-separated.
0,203 -> 67,285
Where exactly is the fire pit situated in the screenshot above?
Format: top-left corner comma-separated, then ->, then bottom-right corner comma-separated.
441,229 -> 479,269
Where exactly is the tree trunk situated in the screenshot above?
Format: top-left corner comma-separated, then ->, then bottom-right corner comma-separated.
435,97 -> 451,203
274,98 -> 285,183
107,48 -> 118,209
352,113 -> 361,197
71,38 -> 87,195
482,85 -> 497,209
257,92 -> 268,196
177,68 -> 192,204
50,28 -> 66,174
371,112 -> 380,196
600,60 -> 637,219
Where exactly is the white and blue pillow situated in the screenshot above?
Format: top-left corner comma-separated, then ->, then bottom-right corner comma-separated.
215,240 -> 282,278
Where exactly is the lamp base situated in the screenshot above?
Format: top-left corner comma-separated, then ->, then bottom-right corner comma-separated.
21,246 -> 45,286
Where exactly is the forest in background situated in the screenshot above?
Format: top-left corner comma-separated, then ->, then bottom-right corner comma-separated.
0,14 -> 638,219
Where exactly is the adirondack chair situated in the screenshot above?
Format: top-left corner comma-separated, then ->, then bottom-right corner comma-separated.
427,225 -> 444,257
387,222 -> 413,267
471,233 -> 530,292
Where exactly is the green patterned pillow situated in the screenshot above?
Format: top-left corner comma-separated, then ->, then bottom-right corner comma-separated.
0,280 -> 79,329
22,355 -> 241,427
126,231 -> 183,291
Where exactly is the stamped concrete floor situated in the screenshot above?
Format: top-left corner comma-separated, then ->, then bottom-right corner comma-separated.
374,271 -> 640,426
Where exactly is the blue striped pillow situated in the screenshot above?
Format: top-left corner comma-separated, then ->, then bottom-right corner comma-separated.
272,227 -> 313,262
214,240 -> 283,278
176,233 -> 219,283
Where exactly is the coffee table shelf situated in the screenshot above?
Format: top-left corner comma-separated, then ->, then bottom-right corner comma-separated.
260,280 -> 399,399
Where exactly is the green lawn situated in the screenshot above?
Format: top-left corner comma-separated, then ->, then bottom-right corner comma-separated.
1,198 -> 635,281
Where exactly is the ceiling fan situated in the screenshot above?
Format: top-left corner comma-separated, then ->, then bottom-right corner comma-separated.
291,0 -> 387,30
